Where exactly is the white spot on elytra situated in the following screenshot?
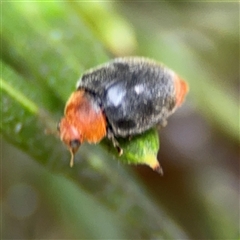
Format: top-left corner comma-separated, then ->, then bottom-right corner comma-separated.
107,86 -> 126,107
134,84 -> 144,95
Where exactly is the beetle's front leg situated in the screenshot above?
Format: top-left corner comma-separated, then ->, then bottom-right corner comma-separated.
107,128 -> 123,156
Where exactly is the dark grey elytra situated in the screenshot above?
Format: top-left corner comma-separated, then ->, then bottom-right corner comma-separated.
77,57 -> 177,138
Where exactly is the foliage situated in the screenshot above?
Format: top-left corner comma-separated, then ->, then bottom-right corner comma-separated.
1,2 -> 239,239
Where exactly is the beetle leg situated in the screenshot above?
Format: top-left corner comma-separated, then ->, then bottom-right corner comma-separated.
107,128 -> 123,156
157,119 -> 168,131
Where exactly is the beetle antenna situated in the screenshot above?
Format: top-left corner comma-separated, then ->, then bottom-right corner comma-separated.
70,149 -> 75,167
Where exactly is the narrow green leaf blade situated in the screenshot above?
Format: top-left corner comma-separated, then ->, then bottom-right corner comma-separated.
103,128 -> 161,173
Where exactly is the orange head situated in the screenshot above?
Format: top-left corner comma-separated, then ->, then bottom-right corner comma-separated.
58,90 -> 107,167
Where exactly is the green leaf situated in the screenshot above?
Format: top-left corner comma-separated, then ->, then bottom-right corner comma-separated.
1,1 -> 159,173
1,62 -> 185,238
2,3 -> 159,170
103,128 -> 162,174
1,2 -> 188,239
1,61 -> 66,167
2,1 -> 160,169
69,2 -> 137,55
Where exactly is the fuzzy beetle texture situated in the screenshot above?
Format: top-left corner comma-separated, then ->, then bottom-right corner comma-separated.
59,57 -> 188,166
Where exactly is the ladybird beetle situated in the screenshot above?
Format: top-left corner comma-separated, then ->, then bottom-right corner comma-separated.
58,57 -> 188,167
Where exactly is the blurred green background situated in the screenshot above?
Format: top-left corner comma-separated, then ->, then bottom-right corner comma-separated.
1,2 -> 239,239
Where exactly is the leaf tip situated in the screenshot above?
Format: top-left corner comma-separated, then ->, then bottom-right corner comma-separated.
144,155 -> 163,175
152,163 -> 164,176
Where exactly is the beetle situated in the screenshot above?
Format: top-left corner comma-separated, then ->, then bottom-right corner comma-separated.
58,57 -> 188,167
